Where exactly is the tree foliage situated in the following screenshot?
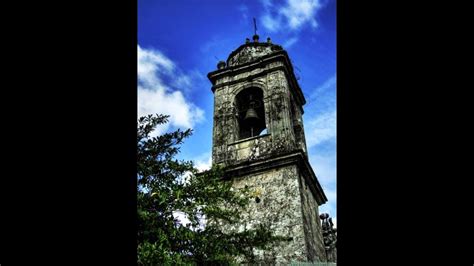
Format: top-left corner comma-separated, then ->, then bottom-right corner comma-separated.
137,114 -> 282,265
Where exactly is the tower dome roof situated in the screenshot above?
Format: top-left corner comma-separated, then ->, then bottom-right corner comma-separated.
226,37 -> 283,67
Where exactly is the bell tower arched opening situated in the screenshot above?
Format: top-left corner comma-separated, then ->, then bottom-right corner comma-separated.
235,87 -> 266,140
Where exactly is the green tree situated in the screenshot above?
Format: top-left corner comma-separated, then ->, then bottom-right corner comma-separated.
137,114 -> 283,265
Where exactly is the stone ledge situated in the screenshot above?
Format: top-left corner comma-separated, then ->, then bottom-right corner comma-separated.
224,151 -> 328,205
208,50 -> 306,109
229,133 -> 271,145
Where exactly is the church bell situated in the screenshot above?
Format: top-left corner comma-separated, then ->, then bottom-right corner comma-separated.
244,94 -> 260,123
244,107 -> 259,121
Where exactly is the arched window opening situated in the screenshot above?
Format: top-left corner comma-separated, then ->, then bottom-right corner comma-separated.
235,87 -> 266,140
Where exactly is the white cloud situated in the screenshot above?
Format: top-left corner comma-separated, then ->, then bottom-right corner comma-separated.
283,37 -> 298,48
262,14 -> 282,33
259,0 -> 273,8
305,109 -> 336,149
281,0 -> 321,30
306,75 -> 337,222
304,75 -> 336,149
138,45 -> 204,135
193,152 -> 212,172
138,45 -> 174,87
238,5 -> 249,22
311,153 -> 336,186
321,187 -> 336,204
310,150 -> 336,222
260,0 -> 323,33
173,75 -> 192,89
309,74 -> 336,104
312,75 -> 336,96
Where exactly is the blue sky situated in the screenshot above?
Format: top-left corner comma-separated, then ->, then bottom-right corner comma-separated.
138,0 -> 336,225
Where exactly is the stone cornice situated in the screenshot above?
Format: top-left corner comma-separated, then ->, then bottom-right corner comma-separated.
208,50 -> 306,109
223,150 -> 328,206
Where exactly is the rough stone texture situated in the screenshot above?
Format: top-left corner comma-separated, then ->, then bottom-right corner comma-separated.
299,174 -> 327,262
208,39 -> 330,264
228,165 -> 307,264
226,42 -> 283,67
211,68 -> 298,165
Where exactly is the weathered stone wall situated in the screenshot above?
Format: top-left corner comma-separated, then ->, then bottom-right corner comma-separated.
298,174 -> 327,262
290,93 -> 308,156
212,66 -> 298,165
228,164 -> 308,264
227,45 -> 276,67
226,134 -> 272,162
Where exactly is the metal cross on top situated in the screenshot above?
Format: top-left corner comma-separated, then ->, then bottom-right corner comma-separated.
253,17 -> 257,35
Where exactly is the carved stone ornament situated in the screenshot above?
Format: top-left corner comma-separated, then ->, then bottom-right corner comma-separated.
228,45 -> 275,67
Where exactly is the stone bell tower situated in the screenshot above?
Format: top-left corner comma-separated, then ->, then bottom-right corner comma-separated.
207,34 -> 329,263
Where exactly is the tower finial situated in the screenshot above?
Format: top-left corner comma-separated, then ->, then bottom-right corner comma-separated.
252,17 -> 259,42
253,17 -> 257,36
